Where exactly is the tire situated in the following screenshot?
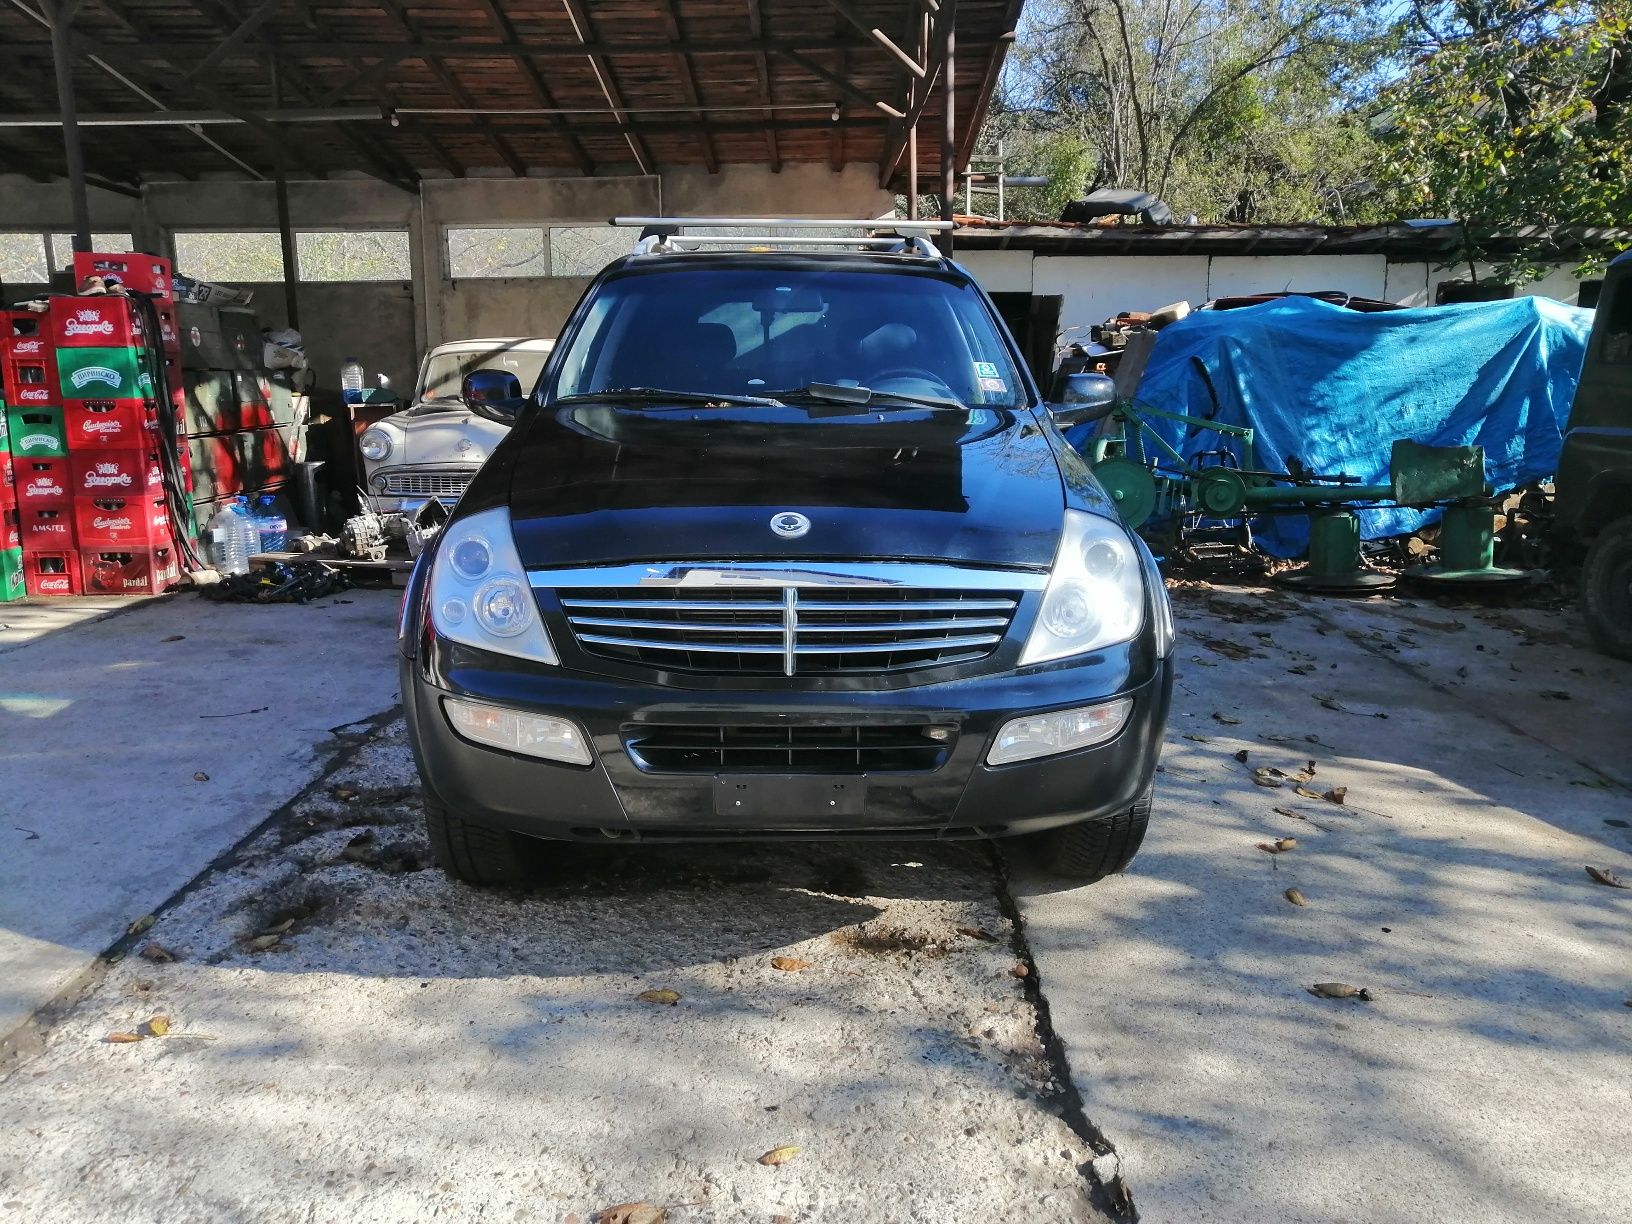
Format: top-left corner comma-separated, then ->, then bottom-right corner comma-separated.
1581,515 -> 1632,661
1020,785 -> 1153,883
423,798 -> 528,886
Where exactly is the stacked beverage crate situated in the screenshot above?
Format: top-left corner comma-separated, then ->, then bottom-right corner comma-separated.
0,313 -> 22,602
1,309 -> 78,595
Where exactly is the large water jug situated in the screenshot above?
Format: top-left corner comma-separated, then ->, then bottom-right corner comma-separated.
252,494 -> 288,552
206,501 -> 250,575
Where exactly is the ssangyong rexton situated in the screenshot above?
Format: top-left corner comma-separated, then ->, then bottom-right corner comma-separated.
398,220 -> 1174,885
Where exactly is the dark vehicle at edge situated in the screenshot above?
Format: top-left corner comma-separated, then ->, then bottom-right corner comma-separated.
397,223 -> 1175,885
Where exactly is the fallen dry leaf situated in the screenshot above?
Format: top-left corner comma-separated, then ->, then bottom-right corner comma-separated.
1273,807 -> 1306,821
193,771 -> 210,782
260,918 -> 295,936
637,988 -> 681,1005
1256,838 -> 1298,854
127,914 -> 155,937
757,1146 -> 801,1167
334,787 -> 359,802
1322,787 -> 1348,805
1233,749 -> 1250,763
1585,866 -> 1629,889
144,1015 -> 170,1038
105,1031 -> 143,1044
1212,712 -> 1242,726
1540,690 -> 1572,701
138,943 -> 176,963
1182,733 -> 1212,743
160,634 -> 185,643
1009,962 -> 1030,978
1308,982 -> 1373,1001
246,934 -> 282,952
955,926 -> 997,942
1284,888 -> 1307,906
1293,786 -> 1322,800
596,1204 -> 666,1224
770,957 -> 812,972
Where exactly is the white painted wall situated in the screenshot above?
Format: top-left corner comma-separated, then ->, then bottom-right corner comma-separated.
1207,254 -> 1388,300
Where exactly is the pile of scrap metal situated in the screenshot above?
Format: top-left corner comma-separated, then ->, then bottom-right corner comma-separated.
338,497 -> 448,562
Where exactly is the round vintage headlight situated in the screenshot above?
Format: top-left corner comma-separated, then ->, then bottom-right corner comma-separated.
359,428 -> 393,462
450,536 -> 492,580
473,576 -> 531,637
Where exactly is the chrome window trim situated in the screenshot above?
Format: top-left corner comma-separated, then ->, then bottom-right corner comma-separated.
530,561 -> 1049,591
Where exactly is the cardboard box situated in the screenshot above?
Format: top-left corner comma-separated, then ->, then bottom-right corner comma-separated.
71,448 -> 164,497
24,550 -> 79,597
74,494 -> 171,547
79,544 -> 179,595
13,457 -> 70,506
6,407 -> 68,458
55,346 -> 150,400
73,252 -> 173,301
65,399 -> 157,450
19,503 -> 75,548
0,546 -> 23,602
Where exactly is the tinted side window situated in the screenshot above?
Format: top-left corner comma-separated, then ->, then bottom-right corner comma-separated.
1599,280 -> 1632,364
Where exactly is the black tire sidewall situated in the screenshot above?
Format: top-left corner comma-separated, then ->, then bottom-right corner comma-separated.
1582,516 -> 1632,660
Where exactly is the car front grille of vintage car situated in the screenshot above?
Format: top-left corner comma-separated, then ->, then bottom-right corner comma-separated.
379,471 -> 472,500
539,563 -> 1043,677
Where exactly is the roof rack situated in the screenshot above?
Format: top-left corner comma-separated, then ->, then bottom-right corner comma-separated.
609,216 -> 952,259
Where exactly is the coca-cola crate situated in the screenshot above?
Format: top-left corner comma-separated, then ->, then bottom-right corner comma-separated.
24,550 -> 79,597
15,456 -> 70,506
79,544 -> 179,596
1,502 -> 18,551
73,252 -> 173,301
74,494 -> 170,547
71,448 -> 164,497
19,503 -> 75,548
50,297 -> 150,348
65,399 -> 157,450
3,352 -> 61,408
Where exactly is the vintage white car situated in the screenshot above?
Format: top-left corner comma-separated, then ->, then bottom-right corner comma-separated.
359,337 -> 554,512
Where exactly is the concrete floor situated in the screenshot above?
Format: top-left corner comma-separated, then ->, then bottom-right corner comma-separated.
0,585 -> 1628,1222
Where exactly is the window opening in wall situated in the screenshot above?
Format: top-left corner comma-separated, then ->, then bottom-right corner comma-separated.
48,233 -> 133,274
445,225 -> 625,279
172,231 -> 285,281
295,230 -> 412,281
0,233 -> 49,283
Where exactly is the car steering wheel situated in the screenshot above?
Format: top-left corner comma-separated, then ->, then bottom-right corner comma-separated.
867,367 -> 959,399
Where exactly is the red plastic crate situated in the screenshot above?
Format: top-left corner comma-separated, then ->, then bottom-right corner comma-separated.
74,494 -> 170,547
65,399 -> 157,450
50,297 -> 153,348
3,353 -> 60,408
19,503 -> 75,548
73,252 -> 173,301
24,550 -> 79,597
1,502 -> 18,552
14,457 -> 70,506
79,544 -> 178,595
70,448 -> 164,497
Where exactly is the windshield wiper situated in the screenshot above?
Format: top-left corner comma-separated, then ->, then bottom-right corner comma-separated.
554,386 -> 784,407
771,382 -> 968,412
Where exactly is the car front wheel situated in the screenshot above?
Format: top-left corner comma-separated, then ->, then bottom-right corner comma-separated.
1581,515 -> 1632,661
1014,785 -> 1153,882
424,797 -> 528,886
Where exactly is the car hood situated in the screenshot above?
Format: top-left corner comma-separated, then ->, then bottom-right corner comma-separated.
505,401 -> 1066,569
384,407 -> 510,467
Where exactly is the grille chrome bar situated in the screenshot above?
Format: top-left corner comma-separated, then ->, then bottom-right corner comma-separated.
380,470 -> 473,499
549,562 -> 1030,676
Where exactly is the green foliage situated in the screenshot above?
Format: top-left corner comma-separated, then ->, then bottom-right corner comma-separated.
1378,0 -> 1632,282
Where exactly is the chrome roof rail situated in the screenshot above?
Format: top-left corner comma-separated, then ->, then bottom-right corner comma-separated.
613,216 -> 951,259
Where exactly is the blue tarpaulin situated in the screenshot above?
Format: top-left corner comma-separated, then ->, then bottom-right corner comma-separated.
1078,296 -> 1594,556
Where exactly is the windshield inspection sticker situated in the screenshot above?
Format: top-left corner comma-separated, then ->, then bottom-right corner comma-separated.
973,361 -> 1001,379
979,376 -> 1007,393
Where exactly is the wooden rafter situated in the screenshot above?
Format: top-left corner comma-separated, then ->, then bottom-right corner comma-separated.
560,0 -> 654,175
471,0 -> 595,175
745,0 -> 780,172
659,0 -> 716,172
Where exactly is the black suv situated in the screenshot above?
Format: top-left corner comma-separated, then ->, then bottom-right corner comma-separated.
397,220 -> 1174,885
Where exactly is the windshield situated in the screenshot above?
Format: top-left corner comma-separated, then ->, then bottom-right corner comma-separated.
417,342 -> 552,408
546,266 -> 1028,409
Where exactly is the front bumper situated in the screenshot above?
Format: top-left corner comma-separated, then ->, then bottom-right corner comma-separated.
402,645 -> 1173,843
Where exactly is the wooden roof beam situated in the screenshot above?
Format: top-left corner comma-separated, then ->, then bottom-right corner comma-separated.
658,0 -> 716,172
0,37 -> 878,64
744,0 -> 780,172
560,0 -> 654,176
823,0 -> 925,78
470,0 -> 594,175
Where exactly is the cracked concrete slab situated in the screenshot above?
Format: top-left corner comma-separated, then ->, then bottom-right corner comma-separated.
1015,588 -> 1632,1224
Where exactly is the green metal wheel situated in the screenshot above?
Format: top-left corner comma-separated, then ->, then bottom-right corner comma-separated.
1093,458 -> 1159,528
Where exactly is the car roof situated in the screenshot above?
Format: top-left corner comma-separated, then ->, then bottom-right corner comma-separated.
601,249 -> 963,279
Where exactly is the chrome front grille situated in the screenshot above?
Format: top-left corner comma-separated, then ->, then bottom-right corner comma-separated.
544,564 -> 1038,676
380,471 -> 471,499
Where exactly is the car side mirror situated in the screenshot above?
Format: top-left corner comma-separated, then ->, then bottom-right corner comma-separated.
461,369 -> 527,425
1049,372 -> 1119,426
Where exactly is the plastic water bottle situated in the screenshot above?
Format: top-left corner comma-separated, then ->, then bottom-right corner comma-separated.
341,357 -> 365,404
253,494 -> 288,552
233,495 -> 261,561
206,501 -> 250,576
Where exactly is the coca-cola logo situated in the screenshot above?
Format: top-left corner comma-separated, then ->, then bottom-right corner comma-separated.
18,388 -> 50,403
93,515 -> 134,531
25,478 -> 63,497
38,577 -> 70,592
13,339 -> 43,356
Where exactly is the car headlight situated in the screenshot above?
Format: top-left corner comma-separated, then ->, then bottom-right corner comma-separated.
359,427 -> 394,463
429,506 -> 557,665
1020,510 -> 1146,666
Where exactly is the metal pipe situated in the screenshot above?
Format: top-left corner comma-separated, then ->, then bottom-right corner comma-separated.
45,0 -> 90,256
1239,484 -> 1394,507
610,216 -> 953,230
0,106 -> 385,127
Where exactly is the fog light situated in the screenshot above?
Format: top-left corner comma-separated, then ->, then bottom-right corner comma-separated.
987,698 -> 1133,766
444,697 -> 592,765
